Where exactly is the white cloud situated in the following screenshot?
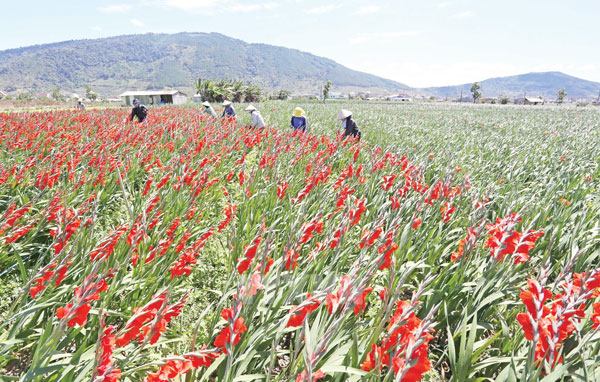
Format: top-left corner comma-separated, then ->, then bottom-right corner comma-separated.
451,11 -> 473,18
306,4 -> 341,14
349,31 -> 419,45
163,0 -> 221,10
90,26 -> 103,31
230,2 -> 279,12
97,4 -> 133,13
130,18 -> 144,27
437,2 -> 451,8
143,0 -> 277,14
354,5 -> 380,15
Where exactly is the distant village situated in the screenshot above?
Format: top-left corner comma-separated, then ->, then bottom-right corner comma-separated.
2,87 -> 599,107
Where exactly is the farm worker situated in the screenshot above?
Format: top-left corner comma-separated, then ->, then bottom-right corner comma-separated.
244,105 -> 265,128
76,100 -> 85,110
290,107 -> 308,132
129,98 -> 148,123
202,101 -> 217,117
337,109 -> 361,140
222,100 -> 236,117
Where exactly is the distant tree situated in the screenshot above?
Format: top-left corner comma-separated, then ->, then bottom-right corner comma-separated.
557,89 -> 567,104
429,96 -> 435,102
470,82 -> 482,103
16,92 -> 32,101
85,85 -> 98,101
51,88 -> 65,102
232,81 -> 245,103
244,82 -> 262,103
498,94 -> 509,104
276,90 -> 291,100
323,81 -> 332,102
196,78 -> 263,103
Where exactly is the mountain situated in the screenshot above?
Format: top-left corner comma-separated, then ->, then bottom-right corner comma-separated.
421,72 -> 600,99
0,32 -> 409,96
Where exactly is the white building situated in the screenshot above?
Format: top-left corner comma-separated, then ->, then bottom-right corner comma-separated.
388,95 -> 413,102
119,90 -> 188,106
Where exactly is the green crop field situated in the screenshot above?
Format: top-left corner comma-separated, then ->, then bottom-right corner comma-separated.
0,101 -> 599,382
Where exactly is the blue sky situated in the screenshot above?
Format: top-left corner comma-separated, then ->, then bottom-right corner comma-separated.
2,0 -> 599,87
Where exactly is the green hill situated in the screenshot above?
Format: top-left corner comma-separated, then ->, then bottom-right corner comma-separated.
0,32 -> 409,97
423,71 -> 600,99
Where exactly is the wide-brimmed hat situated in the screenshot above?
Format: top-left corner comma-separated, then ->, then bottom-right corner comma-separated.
337,109 -> 352,120
222,100 -> 232,106
202,101 -> 211,107
293,107 -> 305,117
244,105 -> 257,112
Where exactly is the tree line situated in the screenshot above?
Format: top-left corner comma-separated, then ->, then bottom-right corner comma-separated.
195,78 -> 263,103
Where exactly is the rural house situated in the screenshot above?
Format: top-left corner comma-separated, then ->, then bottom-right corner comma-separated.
387,94 -> 413,102
515,97 -> 544,105
119,90 -> 188,106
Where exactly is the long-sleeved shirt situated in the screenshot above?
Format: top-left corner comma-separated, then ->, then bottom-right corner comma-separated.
130,105 -> 148,122
203,106 -> 217,117
222,105 -> 236,117
290,116 -> 307,132
250,110 -> 265,128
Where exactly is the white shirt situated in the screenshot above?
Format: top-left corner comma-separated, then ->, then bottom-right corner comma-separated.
251,110 -> 265,128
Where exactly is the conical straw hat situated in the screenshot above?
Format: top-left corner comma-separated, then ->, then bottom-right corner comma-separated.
337,109 -> 352,120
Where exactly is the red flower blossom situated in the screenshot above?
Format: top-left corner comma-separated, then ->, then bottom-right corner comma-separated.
296,369 -> 325,382
285,248 -> 300,271
218,204 -> 237,232
214,317 -> 247,352
287,293 -> 321,327
592,303 -> 600,329
277,181 -> 289,200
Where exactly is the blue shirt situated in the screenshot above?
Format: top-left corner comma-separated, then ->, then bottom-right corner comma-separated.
222,105 -> 236,117
290,116 -> 307,132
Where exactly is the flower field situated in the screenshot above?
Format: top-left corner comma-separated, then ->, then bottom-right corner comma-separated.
0,102 -> 599,382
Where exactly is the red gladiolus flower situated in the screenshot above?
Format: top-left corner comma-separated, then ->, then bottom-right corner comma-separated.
359,226 -> 383,249
237,236 -> 261,274
116,292 -> 186,347
96,325 -> 120,380
5,223 -> 35,244
440,202 -> 456,223
390,195 -> 401,210
485,213 -> 543,264
277,181 -> 289,199
287,293 -> 321,327
381,174 -> 396,191
214,317 -> 247,352
451,227 -> 477,262
144,359 -> 192,382
89,225 -> 129,261
299,219 -> 323,244
218,204 -> 237,232
296,369 -> 325,382
349,198 -> 366,227
592,303 -> 600,329
142,176 -> 153,196
185,345 -> 221,369
285,248 -> 300,271
361,344 -> 389,372
353,287 -> 373,315
412,218 -> 422,229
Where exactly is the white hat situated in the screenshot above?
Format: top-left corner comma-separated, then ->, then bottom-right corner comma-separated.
337,109 -> 352,120
244,105 -> 256,112
222,100 -> 232,106
202,101 -> 211,107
